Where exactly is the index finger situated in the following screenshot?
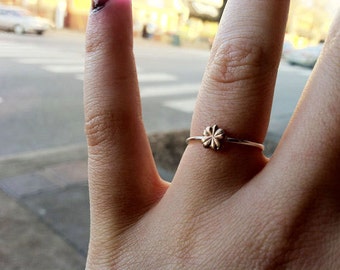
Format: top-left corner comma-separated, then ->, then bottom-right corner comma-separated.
84,0 -> 167,239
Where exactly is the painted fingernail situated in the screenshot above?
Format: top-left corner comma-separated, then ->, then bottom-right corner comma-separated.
92,0 -> 108,13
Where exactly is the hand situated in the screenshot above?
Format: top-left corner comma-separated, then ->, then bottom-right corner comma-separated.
84,0 -> 340,269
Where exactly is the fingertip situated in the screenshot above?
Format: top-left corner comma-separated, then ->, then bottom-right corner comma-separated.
86,0 -> 133,55
90,0 -> 131,15
88,0 -> 132,30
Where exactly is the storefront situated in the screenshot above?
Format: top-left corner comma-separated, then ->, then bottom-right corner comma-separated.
0,0 -> 190,33
132,0 -> 189,37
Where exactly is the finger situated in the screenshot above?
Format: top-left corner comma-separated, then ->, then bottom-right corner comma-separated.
176,1 -> 290,193
84,0 -> 167,235
264,12 -> 340,190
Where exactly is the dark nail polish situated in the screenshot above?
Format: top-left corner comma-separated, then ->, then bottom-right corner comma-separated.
92,0 -> 108,13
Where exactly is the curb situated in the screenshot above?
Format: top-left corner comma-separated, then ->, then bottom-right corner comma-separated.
0,144 -> 87,179
0,130 -> 279,180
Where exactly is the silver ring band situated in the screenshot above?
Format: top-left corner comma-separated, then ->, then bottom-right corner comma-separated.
186,125 -> 264,151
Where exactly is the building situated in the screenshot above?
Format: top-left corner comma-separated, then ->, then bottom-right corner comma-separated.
1,0 -> 338,48
287,0 -> 340,47
0,0 -> 190,33
0,0 -> 89,30
133,0 -> 189,37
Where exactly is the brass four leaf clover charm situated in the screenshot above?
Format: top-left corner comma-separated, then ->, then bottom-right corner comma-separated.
201,125 -> 225,150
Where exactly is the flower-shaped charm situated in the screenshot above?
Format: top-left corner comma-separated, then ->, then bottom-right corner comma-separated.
201,125 -> 225,150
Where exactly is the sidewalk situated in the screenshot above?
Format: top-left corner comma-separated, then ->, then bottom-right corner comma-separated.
0,131 -> 277,270
0,131 -> 183,270
0,160 -> 88,269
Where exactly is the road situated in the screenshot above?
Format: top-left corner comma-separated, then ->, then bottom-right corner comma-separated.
0,30 -> 312,158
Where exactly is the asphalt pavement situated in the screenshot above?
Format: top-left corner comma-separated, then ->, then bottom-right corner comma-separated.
0,30 -> 311,156
0,30 -> 313,269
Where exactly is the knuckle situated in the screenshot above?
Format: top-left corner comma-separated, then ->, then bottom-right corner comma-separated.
85,108 -> 117,148
207,38 -> 268,86
86,32 -> 106,56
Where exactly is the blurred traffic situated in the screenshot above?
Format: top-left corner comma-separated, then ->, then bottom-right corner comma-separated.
283,42 -> 324,69
0,4 -> 53,35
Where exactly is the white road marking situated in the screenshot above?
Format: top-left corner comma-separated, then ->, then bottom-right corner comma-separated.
75,74 -> 84,81
42,65 -> 84,73
140,83 -> 200,97
17,58 -> 84,64
1,42 -> 199,116
0,44 -> 79,59
164,98 -> 197,113
0,52 -> 68,58
138,73 -> 177,83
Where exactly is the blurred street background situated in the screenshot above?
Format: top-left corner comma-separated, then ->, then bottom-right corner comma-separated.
0,30 -> 313,156
0,0 -> 339,269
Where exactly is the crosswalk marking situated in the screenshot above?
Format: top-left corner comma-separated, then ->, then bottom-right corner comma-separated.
0,51 -> 68,58
1,40 -> 199,115
17,58 -> 84,64
138,73 -> 177,83
140,83 -> 200,97
164,98 -> 196,113
75,74 -> 84,81
43,65 -> 84,73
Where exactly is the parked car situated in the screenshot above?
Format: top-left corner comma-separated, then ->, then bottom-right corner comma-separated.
0,5 -> 52,35
285,44 -> 323,68
282,40 -> 294,58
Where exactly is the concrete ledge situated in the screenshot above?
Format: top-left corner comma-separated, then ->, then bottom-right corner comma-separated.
149,130 -> 189,173
149,130 -> 278,173
0,144 -> 87,179
0,130 -> 278,180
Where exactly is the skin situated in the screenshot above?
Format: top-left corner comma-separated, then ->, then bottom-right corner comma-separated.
84,0 -> 340,269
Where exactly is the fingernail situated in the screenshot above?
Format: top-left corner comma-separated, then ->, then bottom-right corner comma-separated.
92,0 -> 108,13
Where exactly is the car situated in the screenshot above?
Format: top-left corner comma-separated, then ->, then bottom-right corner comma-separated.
282,40 -> 294,58
0,5 -> 52,35
285,44 -> 323,68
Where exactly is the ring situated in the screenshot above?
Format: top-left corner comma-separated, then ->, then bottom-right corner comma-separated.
186,125 -> 264,151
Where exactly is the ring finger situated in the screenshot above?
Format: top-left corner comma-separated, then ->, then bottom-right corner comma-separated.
175,0 -> 290,195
